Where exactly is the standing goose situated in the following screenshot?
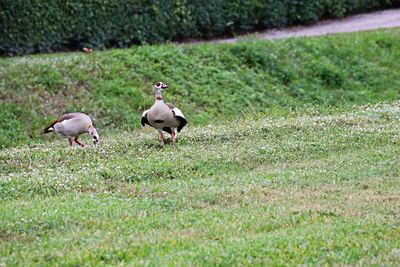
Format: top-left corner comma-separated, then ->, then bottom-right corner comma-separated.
141,82 -> 187,146
43,112 -> 99,147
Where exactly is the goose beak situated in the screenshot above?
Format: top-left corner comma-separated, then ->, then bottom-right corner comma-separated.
162,84 -> 168,89
93,135 -> 99,145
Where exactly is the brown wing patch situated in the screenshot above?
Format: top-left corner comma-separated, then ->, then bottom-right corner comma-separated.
44,113 -> 78,132
166,103 -> 175,109
58,113 -> 78,123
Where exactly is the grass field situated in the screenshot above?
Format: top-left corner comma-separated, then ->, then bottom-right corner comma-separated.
1,100 -> 400,265
1,27 -> 400,265
1,28 -> 400,148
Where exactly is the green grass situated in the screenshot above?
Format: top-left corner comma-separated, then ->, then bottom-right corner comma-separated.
1,28 -> 400,265
1,101 -> 400,266
1,28 -> 400,147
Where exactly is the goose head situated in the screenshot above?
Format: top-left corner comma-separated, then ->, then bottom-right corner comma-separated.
88,125 -> 100,145
153,81 -> 168,99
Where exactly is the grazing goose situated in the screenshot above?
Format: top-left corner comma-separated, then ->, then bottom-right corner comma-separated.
141,82 -> 187,146
43,112 -> 99,147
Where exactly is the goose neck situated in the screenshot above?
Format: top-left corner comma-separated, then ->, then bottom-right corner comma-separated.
154,88 -> 163,100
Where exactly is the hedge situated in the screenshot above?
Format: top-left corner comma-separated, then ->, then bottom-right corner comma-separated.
0,0 -> 399,55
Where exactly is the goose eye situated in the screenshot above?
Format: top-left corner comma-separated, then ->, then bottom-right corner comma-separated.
156,82 -> 160,87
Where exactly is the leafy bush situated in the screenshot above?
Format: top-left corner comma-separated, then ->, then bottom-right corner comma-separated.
1,0 -> 399,55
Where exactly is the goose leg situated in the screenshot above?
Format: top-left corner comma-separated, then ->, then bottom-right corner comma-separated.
67,137 -> 73,146
158,130 -> 164,146
74,137 -> 86,148
171,131 -> 176,148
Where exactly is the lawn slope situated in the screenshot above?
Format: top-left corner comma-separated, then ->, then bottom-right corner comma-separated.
1,101 -> 399,265
1,28 -> 400,147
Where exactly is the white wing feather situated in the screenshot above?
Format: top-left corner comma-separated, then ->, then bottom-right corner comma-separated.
142,109 -> 149,118
172,107 -> 185,119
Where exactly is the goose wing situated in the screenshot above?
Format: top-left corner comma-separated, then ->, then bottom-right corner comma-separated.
141,110 -> 150,127
43,113 -> 82,133
172,107 -> 187,132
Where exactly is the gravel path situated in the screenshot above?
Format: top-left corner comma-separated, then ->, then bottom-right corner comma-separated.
190,8 -> 400,44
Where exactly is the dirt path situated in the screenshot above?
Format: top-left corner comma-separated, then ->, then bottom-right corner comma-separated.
190,8 -> 400,44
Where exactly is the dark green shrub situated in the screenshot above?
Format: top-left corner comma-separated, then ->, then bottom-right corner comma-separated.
1,0 -> 399,55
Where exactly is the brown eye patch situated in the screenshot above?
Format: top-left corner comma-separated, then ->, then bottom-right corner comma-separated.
156,82 -> 160,87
